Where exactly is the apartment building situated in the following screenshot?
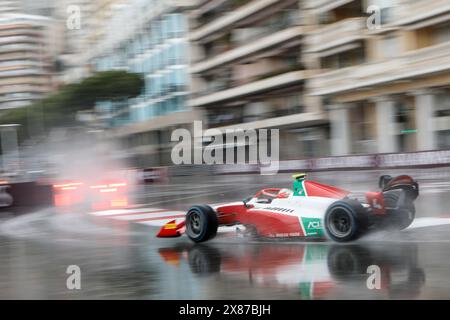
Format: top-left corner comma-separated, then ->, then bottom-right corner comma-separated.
188,0 -> 450,161
92,0 -> 200,166
54,0 -> 96,84
0,1 -> 19,15
189,0 -> 329,160
48,0 -> 449,168
306,0 -> 450,155
0,12 -> 54,110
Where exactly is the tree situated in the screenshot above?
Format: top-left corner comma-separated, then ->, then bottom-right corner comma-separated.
0,70 -> 144,142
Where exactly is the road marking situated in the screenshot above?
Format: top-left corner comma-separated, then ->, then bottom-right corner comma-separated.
113,211 -> 185,221
131,214 -> 186,223
91,208 -> 164,216
88,207 -> 239,233
89,207 -> 186,227
94,209 -> 175,218
407,217 -> 450,229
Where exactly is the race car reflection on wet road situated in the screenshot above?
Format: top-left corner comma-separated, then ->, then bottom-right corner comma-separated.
158,243 -> 425,299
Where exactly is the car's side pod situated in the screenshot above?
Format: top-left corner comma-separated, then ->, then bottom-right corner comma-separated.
378,175 -> 419,200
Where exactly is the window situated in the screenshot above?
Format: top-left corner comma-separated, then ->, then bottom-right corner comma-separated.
368,0 -> 396,23
435,92 -> 450,117
152,75 -> 162,98
380,35 -> 399,59
145,78 -> 152,97
435,23 -> 450,44
174,96 -> 185,112
170,42 -> 186,65
170,14 -> 187,38
173,68 -> 187,88
438,131 -> 450,149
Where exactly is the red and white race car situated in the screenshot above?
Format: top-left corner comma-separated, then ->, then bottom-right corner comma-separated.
157,174 -> 419,243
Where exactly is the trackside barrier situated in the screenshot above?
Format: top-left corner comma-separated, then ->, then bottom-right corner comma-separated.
163,149 -> 450,176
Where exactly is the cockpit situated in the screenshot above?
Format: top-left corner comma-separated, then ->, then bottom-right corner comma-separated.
253,188 -> 293,204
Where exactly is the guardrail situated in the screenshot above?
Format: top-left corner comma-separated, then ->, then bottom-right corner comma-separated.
163,149 -> 450,176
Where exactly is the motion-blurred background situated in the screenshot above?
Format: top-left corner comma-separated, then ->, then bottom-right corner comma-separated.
2,0 -> 450,300
0,0 -> 449,177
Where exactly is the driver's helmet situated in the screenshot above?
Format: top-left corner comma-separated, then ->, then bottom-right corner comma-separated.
277,188 -> 293,199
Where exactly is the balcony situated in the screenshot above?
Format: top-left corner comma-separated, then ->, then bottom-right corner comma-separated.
195,0 -> 254,24
0,76 -> 49,86
0,43 -> 41,53
304,0 -> 355,11
305,17 -> 366,53
190,0 -> 283,41
0,84 -> 50,95
190,70 -> 308,107
0,35 -> 41,45
309,41 -> 450,96
191,26 -> 305,73
0,100 -> 33,109
392,0 -> 450,27
0,68 -> 46,78
205,111 -> 327,132
114,109 -> 203,137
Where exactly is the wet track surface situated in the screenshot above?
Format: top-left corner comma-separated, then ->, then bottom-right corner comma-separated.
1,168 -> 450,299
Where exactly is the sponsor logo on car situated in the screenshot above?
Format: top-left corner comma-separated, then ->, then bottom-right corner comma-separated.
302,217 -> 324,237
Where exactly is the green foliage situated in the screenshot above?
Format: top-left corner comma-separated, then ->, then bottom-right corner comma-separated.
68,70 -> 144,111
0,71 -> 144,140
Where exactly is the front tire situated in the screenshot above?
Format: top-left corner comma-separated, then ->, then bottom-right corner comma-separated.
185,205 -> 218,243
324,199 -> 369,242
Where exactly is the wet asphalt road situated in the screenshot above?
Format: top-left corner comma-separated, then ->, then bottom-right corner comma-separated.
0,168 -> 450,299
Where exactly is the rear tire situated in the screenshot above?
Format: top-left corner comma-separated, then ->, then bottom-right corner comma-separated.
383,191 -> 415,230
185,205 -> 218,243
324,199 -> 369,242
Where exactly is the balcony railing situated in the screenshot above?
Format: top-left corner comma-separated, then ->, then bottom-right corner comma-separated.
208,111 -> 327,131
190,70 -> 308,107
194,63 -> 304,97
304,0 -> 355,10
208,105 -> 305,127
309,41 -> 450,95
191,26 -> 304,73
305,17 -> 366,52
191,0 -> 282,41
196,0 -> 254,26
0,44 -> 41,53
233,10 -> 301,45
392,0 -> 450,25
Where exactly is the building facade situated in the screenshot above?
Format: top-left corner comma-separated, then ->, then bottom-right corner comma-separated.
305,0 -> 450,155
50,0 -> 450,168
92,0 -> 200,166
187,0 -> 450,161
189,0 -> 329,160
0,12 -> 55,110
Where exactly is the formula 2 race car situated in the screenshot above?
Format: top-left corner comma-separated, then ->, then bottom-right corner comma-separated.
157,174 -> 419,243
